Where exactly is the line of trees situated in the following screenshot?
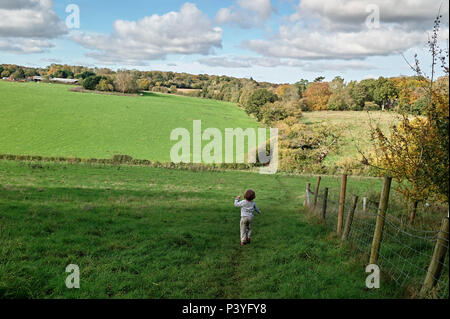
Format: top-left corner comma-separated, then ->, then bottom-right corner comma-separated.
3,63 -> 446,117
3,62 -> 447,175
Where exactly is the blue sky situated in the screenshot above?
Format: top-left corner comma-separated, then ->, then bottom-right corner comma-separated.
0,0 -> 448,83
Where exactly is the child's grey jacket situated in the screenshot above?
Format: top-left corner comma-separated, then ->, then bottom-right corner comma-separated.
234,198 -> 261,217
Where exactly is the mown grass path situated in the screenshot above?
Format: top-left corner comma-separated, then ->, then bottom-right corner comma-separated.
0,161 -> 400,298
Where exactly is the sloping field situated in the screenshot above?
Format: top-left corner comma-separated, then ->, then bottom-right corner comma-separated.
300,111 -> 400,166
0,81 -> 261,161
0,161 -> 400,298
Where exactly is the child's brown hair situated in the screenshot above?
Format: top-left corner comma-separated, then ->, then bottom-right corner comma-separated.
244,189 -> 256,201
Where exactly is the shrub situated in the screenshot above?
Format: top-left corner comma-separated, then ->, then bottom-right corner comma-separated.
112,155 -> 133,163
54,69 -> 74,79
137,78 -> 151,91
82,75 -> 102,90
96,78 -> 114,92
261,101 -> 302,125
363,101 -> 380,111
11,69 -> 25,80
245,89 -> 278,121
152,86 -> 169,93
169,85 -> 178,94
114,71 -> 138,94
1,70 -> 10,78
76,71 -> 96,79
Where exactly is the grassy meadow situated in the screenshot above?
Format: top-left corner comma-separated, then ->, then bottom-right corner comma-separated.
0,81 -> 262,161
1,80 -> 444,299
300,111 -> 400,167
0,160 -> 401,298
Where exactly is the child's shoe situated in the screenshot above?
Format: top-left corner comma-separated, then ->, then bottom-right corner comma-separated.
241,242 -> 246,246
246,238 -> 251,244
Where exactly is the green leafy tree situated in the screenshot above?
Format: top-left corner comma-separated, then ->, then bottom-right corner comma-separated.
245,89 -> 278,121
76,71 -> 96,80
54,69 -> 74,79
1,70 -> 10,78
294,79 -> 309,98
327,76 -> 353,110
24,68 -> 37,77
374,77 -> 398,110
11,68 -> 25,80
82,75 -> 102,90
350,79 -> 377,110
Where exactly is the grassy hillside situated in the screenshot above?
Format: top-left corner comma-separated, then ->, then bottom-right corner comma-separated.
0,160 -> 401,298
0,81 -> 262,161
300,111 -> 400,167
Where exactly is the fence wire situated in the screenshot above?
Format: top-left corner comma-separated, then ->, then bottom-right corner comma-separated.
306,185 -> 449,299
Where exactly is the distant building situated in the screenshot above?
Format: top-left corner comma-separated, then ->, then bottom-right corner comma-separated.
32,76 -> 42,82
51,78 -> 78,84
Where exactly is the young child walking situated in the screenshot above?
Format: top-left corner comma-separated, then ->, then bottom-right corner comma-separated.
234,189 -> 261,246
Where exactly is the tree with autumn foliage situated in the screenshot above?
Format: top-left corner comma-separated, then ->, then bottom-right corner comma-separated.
364,13 -> 449,223
301,82 -> 331,111
392,76 -> 428,114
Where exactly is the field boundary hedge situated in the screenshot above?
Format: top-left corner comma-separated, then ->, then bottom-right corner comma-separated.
0,154 -> 262,172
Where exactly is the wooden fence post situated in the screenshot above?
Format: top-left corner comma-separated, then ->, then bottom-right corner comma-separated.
409,201 -> 419,225
337,174 -> 347,235
313,176 -> 321,209
321,188 -> 329,220
304,183 -> 311,208
369,176 -> 392,264
421,216 -> 449,296
342,196 -> 359,241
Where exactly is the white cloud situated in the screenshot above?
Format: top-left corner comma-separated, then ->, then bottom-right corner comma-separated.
71,3 -> 222,65
243,0 -> 449,61
198,55 -> 304,68
41,57 -> 62,63
0,38 -> 54,54
199,56 -> 252,68
243,27 -> 431,60
301,61 -> 378,72
292,0 -> 449,31
0,0 -> 66,54
0,0 -> 42,11
198,55 -> 378,74
216,0 -> 273,29
0,0 -> 67,38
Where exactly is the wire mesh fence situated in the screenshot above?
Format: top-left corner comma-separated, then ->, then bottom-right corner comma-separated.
305,178 -> 449,299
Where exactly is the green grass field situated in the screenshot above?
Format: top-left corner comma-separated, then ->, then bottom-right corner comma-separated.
0,81 -> 261,161
2,80 -> 444,299
300,111 -> 400,166
0,160 -> 401,298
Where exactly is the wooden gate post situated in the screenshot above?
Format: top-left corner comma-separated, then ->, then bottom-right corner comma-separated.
337,174 -> 348,235
304,183 -> 311,208
421,216 -> 449,296
369,176 -> 392,264
342,196 -> 359,241
313,176 -> 321,209
321,188 -> 329,220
